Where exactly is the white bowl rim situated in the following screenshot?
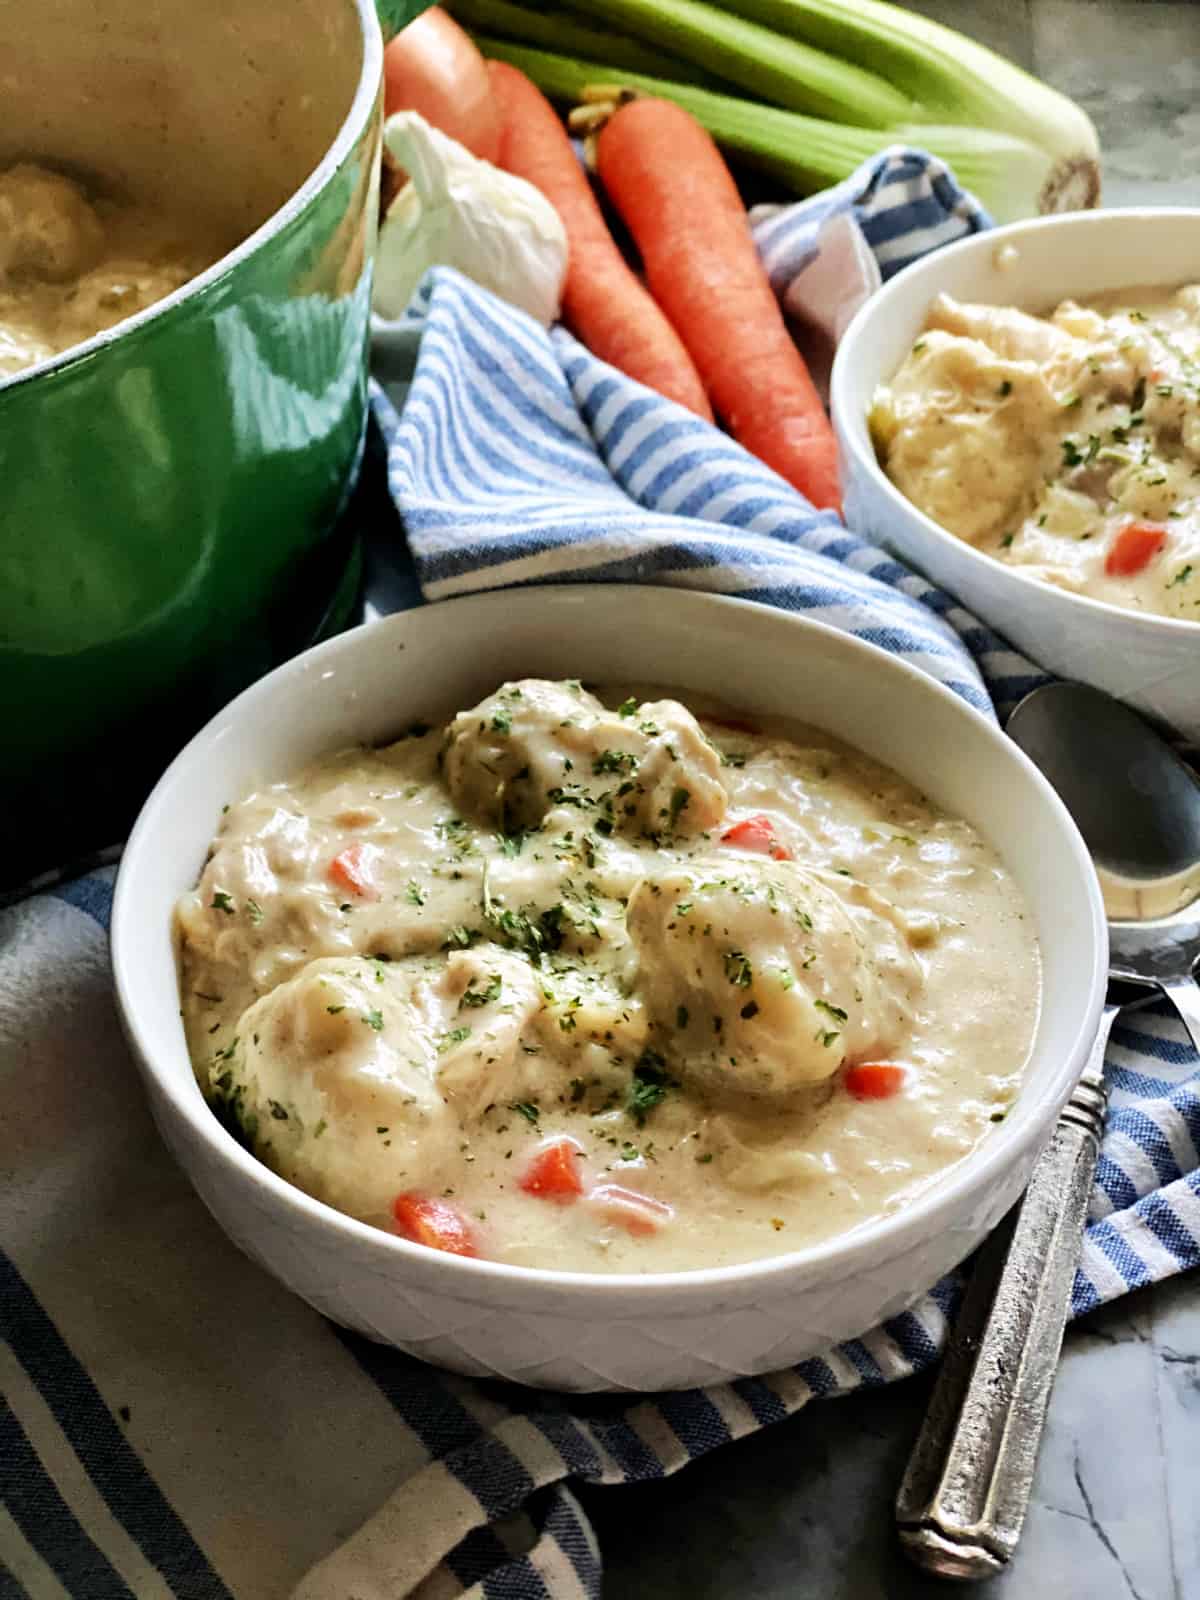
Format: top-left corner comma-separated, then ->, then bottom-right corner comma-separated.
0,0 -> 383,396
112,585 -> 1107,1301
831,206 -> 1200,641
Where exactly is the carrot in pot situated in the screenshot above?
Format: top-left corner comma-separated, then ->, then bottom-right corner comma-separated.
328,843 -> 382,900
721,813 -> 791,860
519,1137 -> 586,1201
392,1192 -> 479,1255
844,1062 -> 907,1100
594,97 -> 841,512
1105,520 -> 1167,577
487,61 -> 713,419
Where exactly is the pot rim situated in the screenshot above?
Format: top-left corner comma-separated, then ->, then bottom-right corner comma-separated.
0,0 -> 384,396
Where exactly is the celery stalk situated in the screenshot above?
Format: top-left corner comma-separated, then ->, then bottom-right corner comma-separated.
709,0 -> 1100,210
447,0 -> 718,85
474,37 -> 1070,222
498,0 -> 915,127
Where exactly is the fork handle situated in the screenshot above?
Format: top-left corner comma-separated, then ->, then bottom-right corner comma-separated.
894,1002 -> 1118,1578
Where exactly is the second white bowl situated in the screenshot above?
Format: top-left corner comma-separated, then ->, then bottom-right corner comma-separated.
831,209 -> 1200,742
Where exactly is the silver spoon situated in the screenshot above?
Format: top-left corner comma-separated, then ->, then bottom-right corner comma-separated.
1007,681 -> 1200,1054
895,679 -> 1197,1577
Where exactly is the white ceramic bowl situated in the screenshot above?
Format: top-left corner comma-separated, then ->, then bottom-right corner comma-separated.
831,209 -> 1200,743
112,586 -> 1105,1392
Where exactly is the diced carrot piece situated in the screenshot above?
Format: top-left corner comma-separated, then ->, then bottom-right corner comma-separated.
392,1192 -> 478,1256
844,1062 -> 907,1101
329,843 -> 381,900
1105,521 -> 1167,577
519,1138 -> 585,1202
721,814 -> 792,861
589,1183 -> 674,1236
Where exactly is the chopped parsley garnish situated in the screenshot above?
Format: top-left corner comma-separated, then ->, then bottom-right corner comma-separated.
817,1030 -> 840,1048
1131,375 -> 1147,412
488,901 -> 566,961
815,998 -> 848,1022
326,1005 -> 345,1015
617,696 -> 638,718
461,974 -> 502,1008
510,1100 -> 540,1125
668,787 -> 691,828
268,1100 -> 288,1121
491,709 -> 512,734
546,785 -> 590,808
696,1152 -> 714,1164
627,1051 -> 675,1126
438,1025 -> 472,1051
444,925 -> 475,949
406,881 -> 426,906
246,899 -> 264,925
723,949 -> 753,988
675,901 -> 693,916
313,1119 -> 327,1140
593,749 -> 639,775
499,830 -> 527,857
1168,565 -> 1194,588
594,818 -> 614,837
210,891 -> 235,914
620,1143 -> 640,1162
1061,435 -> 1100,468
362,1009 -> 385,1031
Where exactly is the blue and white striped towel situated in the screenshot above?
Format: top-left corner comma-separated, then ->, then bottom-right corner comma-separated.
4,150 -> 1198,1600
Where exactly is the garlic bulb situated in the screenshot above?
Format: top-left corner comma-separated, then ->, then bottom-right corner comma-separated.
373,111 -> 568,326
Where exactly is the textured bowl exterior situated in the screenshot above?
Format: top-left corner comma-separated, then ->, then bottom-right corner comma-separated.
112,588 -> 1106,1392
831,209 -> 1200,742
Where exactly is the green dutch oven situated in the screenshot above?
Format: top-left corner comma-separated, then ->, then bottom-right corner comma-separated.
0,0 -> 430,805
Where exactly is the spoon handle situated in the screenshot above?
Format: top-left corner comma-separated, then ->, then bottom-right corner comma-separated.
1161,976 -> 1200,1058
894,1002 -> 1119,1578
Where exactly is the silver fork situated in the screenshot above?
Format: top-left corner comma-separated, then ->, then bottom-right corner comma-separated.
894,990 -> 1128,1577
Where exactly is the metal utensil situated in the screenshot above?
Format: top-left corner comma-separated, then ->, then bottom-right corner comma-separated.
1107,917 -> 1200,1056
896,679 -> 1200,1578
1008,681 -> 1200,1054
895,994 -> 1119,1577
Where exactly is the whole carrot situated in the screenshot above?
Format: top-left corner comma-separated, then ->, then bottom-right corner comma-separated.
596,98 -> 841,512
488,61 -> 713,420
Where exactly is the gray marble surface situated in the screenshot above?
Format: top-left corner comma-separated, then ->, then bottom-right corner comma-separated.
578,5 -> 1200,1595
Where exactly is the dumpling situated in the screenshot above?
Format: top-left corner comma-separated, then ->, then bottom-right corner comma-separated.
870,329 -> 1060,546
0,163 -> 104,284
626,858 -> 922,1101
208,946 -> 541,1220
442,679 -> 727,838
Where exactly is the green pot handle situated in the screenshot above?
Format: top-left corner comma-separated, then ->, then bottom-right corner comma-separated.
374,0 -> 435,41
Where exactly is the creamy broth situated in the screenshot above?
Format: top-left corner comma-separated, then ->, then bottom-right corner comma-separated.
176,680 -> 1041,1274
871,286 -> 1200,621
0,164 -> 218,377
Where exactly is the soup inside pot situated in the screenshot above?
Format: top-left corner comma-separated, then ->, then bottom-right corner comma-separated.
0,0 -> 367,376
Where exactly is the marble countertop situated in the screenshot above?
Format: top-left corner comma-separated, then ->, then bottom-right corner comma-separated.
578,5 -> 1200,1595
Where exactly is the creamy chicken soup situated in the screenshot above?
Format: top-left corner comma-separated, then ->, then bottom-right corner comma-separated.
176,680 -> 1041,1274
0,164 -> 217,377
871,287 -> 1200,620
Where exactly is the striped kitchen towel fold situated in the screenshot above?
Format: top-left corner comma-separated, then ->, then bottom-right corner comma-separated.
3,149 -> 1197,1600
